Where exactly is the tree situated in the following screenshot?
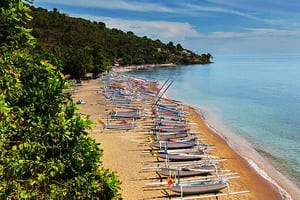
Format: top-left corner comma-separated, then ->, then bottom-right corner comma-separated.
98,22 -> 106,28
126,31 -> 134,36
207,53 -> 213,61
0,1 -> 121,199
64,49 -> 94,79
176,43 -> 183,51
24,0 -> 211,78
201,53 -> 213,63
92,53 -> 111,75
167,41 -> 174,47
166,41 -> 176,53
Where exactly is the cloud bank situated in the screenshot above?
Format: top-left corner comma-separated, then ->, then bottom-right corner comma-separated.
37,0 -> 175,13
76,15 -> 203,40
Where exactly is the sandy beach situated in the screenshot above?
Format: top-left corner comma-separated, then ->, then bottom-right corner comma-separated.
73,79 -> 284,200
113,63 -> 177,73
186,107 -> 282,200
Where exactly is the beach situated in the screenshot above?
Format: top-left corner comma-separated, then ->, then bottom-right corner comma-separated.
187,107 -> 283,200
73,79 -> 285,199
112,63 -> 177,73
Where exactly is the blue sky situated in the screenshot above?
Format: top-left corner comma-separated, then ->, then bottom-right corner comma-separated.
34,0 -> 300,55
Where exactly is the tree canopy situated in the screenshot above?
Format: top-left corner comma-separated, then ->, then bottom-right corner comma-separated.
0,1 -> 120,199
27,6 -> 212,79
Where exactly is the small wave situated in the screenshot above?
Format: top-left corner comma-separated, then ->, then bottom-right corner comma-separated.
246,159 -> 292,200
192,105 -> 293,200
154,78 -> 295,200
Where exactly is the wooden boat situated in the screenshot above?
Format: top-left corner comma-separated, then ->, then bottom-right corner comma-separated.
157,119 -> 187,125
161,148 -> 204,154
155,119 -> 188,127
169,180 -> 227,195
110,110 -> 141,119
168,137 -> 197,143
104,123 -> 136,130
156,104 -> 183,111
150,140 -> 197,149
154,115 -> 186,122
157,165 -> 215,177
156,132 -> 188,140
158,124 -> 189,129
156,151 -> 204,162
158,109 -> 187,117
152,127 -> 188,133
158,110 -> 184,117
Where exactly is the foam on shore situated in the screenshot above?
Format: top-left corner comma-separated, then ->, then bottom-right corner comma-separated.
162,81 -> 294,199
192,105 -> 297,200
130,74 -> 298,199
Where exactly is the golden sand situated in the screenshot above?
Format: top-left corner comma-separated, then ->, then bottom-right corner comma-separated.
73,79 -> 282,200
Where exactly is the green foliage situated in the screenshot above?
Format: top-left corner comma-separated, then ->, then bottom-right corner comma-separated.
0,1 -> 121,199
176,43 -> 184,51
64,49 -> 94,79
201,53 -> 213,63
0,0 -> 35,54
25,6 -> 212,79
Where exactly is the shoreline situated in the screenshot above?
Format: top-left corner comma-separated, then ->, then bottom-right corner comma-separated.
113,63 -> 177,72
183,105 -> 282,199
159,80 -> 297,199
191,105 -> 298,200
74,78 -> 296,199
112,62 -> 213,73
131,68 -> 299,199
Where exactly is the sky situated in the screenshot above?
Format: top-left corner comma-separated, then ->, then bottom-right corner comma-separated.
33,0 -> 300,55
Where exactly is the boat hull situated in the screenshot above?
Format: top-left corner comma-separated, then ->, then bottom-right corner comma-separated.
156,133 -> 188,140
169,182 -> 227,195
151,141 -> 196,149
105,123 -> 136,130
157,152 -> 204,161
152,127 -> 188,132
157,166 -> 214,177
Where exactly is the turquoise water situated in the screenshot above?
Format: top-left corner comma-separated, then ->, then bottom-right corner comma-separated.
127,54 -> 300,187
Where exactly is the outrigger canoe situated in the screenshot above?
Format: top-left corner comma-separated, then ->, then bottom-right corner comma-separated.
169,180 -> 227,195
151,140 -> 197,149
157,165 -> 215,177
157,151 -> 204,162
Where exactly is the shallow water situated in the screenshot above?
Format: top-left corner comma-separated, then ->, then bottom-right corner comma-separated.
127,54 -> 300,187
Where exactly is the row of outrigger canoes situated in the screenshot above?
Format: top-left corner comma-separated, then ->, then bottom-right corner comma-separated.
97,70 -> 249,199
146,96 -> 231,197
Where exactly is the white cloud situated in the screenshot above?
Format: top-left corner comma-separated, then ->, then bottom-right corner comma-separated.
207,28 -> 300,38
36,0 -> 299,28
184,35 -> 300,54
187,27 -> 300,53
247,28 -> 300,36
206,0 -> 300,15
178,3 -> 291,26
36,0 -> 175,13
210,32 -> 246,38
74,14 -> 204,40
70,12 -> 300,41
180,3 -> 254,18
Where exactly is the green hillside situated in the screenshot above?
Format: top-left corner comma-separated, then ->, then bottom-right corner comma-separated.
28,6 -> 212,78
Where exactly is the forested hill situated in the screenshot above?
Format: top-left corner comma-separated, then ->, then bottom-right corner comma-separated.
28,6 -> 213,79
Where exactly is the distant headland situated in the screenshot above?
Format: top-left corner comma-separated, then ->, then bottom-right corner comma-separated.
27,6 -> 213,79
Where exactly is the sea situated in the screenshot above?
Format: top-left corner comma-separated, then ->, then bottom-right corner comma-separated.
126,54 -> 300,197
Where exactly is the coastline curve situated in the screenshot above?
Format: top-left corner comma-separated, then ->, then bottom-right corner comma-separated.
193,106 -> 299,200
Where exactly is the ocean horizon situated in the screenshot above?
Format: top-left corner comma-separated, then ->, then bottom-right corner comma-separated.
127,53 -> 300,194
